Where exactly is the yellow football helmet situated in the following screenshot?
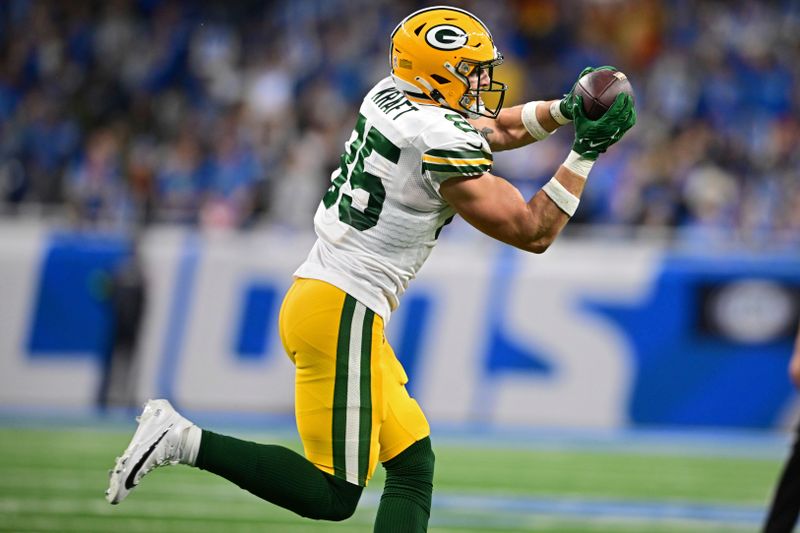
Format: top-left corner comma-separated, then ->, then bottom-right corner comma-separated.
390,6 -> 507,118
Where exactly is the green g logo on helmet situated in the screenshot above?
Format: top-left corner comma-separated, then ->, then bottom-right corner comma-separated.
425,25 -> 468,50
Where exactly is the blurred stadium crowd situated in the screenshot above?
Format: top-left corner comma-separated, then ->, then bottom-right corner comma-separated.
1,0 -> 799,248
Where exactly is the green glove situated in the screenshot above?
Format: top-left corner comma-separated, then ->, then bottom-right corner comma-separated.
558,65 -> 618,121
570,93 -> 636,160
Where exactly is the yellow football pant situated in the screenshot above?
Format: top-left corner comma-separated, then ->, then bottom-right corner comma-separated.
278,278 -> 430,486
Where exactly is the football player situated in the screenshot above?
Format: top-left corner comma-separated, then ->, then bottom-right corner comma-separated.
106,6 -> 635,532
763,320 -> 800,533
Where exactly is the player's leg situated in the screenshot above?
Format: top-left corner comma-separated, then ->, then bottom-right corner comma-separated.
106,279 -> 365,521
194,430 -> 362,520
107,398 -> 362,519
286,279 -> 385,488
373,344 -> 435,532
195,278 -> 375,520
763,420 -> 800,532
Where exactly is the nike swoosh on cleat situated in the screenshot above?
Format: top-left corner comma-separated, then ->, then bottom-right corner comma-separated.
124,427 -> 172,490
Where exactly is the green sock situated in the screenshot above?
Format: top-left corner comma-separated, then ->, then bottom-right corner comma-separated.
196,430 -> 362,521
374,437 -> 435,532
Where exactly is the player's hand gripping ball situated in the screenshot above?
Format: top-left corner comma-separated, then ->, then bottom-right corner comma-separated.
564,67 -> 637,160
572,67 -> 635,120
559,66 -> 635,121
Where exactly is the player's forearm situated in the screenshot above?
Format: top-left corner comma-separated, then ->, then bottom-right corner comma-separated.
517,165 -> 586,253
470,100 -> 563,151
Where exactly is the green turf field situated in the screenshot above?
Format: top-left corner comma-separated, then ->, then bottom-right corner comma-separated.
0,424 -> 786,532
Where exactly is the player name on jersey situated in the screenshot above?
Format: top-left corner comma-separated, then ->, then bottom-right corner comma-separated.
371,87 -> 418,120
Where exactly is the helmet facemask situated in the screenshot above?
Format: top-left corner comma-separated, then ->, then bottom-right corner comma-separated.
447,54 -> 507,119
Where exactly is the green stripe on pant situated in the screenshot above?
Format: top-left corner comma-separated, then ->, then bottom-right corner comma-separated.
358,307 -> 374,485
332,294 -> 356,479
332,295 -> 374,485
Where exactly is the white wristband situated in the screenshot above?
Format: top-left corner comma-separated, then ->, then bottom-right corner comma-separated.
563,150 -> 595,179
550,100 -> 572,125
521,101 -> 551,141
542,177 -> 579,217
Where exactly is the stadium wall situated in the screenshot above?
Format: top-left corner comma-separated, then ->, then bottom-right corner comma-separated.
1,219 -> 798,430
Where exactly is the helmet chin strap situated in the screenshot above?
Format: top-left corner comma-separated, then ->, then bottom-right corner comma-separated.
391,74 -> 443,104
412,76 -> 449,107
391,72 -> 482,118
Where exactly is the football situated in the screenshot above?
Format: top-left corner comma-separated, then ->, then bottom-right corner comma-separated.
573,68 -> 635,120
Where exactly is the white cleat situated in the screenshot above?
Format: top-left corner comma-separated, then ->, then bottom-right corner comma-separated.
106,399 -> 195,504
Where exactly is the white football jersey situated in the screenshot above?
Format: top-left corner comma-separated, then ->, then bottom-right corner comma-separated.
294,76 -> 492,320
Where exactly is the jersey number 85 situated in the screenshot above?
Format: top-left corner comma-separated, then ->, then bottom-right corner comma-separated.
323,114 -> 400,231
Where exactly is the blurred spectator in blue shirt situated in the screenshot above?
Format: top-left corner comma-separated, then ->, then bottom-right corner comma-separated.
200,109 -> 264,230
64,127 -> 129,228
